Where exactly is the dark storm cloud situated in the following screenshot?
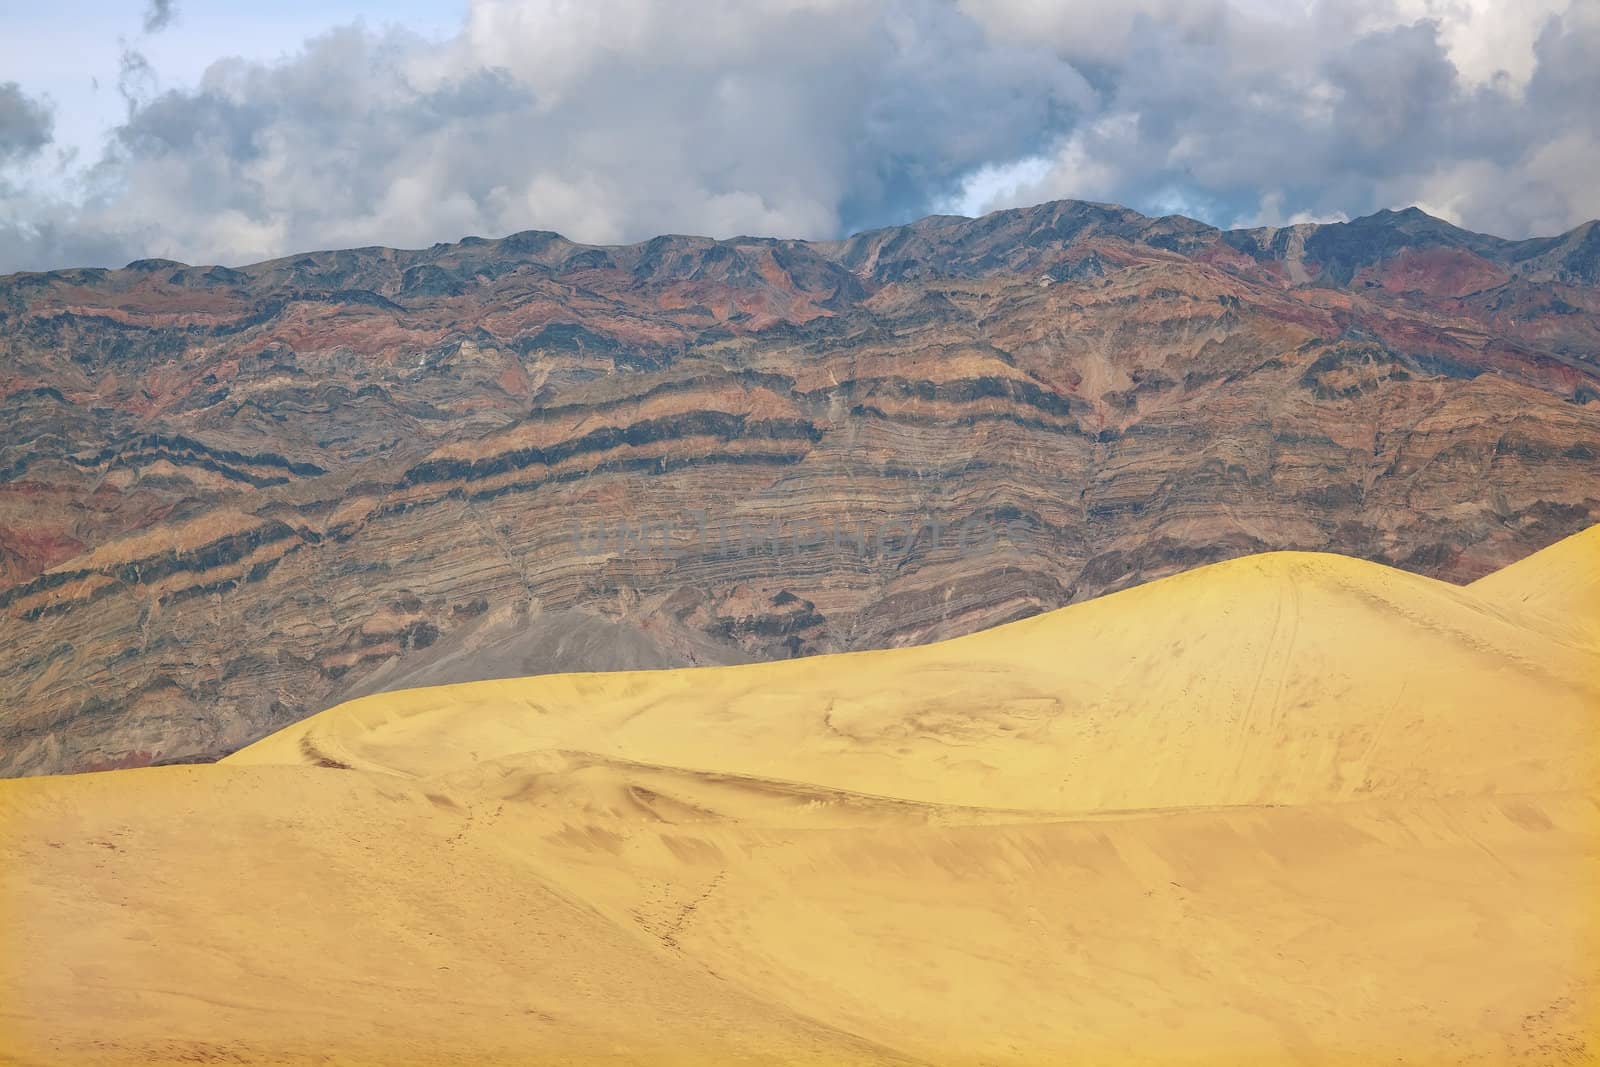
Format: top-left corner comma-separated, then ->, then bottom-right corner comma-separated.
1,0 -> 1597,273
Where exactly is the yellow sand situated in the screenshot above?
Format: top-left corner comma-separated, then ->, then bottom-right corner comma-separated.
3,528 -> 1598,1065
1470,524 -> 1600,651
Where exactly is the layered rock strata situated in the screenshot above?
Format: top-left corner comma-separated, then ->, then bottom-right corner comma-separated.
2,200 -> 1598,774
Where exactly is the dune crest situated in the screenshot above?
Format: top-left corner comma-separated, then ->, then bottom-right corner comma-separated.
4,532 -> 1598,1065
229,539 -> 1600,812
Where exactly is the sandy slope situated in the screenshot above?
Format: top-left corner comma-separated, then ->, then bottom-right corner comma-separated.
231,542 -> 1599,812
3,530 -> 1598,1065
1470,525 -> 1600,651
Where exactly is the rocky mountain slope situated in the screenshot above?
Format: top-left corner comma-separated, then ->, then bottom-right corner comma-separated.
4,531 -> 1595,1063
3,199 -> 1599,775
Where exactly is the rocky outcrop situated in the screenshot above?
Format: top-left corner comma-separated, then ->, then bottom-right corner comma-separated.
3,199 -> 1598,775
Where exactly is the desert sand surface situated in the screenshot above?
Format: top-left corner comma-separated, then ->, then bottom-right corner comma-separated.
3,529 -> 1598,1065
1469,522 -> 1600,651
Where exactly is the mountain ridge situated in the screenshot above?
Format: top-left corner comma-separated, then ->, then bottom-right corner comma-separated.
2,196 -> 1598,775
6,198 -> 1595,284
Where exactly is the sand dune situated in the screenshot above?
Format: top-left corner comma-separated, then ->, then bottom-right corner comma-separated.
3,530 -> 1597,1065
231,541 -> 1599,812
1470,525 -> 1600,650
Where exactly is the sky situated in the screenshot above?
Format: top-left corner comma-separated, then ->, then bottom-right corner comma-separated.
1,0 -> 1597,273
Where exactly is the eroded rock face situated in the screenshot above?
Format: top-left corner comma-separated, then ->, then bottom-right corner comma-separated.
3,200 -> 1598,775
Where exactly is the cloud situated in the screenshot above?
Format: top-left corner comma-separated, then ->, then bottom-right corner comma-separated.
0,0 -> 1597,273
952,0 -> 1600,238
117,49 -> 158,112
143,0 -> 177,34
1,2 -> 1094,270
0,83 -> 54,164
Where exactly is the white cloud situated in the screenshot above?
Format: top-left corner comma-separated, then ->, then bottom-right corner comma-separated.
1377,0 -> 1572,91
938,154 -> 1056,217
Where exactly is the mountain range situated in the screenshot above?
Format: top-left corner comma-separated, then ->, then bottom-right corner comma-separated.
3,199 -> 1598,775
